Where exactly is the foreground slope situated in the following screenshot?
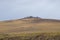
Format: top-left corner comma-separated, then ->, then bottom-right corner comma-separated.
0,16 -> 60,33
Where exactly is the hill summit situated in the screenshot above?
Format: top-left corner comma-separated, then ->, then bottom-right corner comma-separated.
19,16 -> 60,23
22,16 -> 42,19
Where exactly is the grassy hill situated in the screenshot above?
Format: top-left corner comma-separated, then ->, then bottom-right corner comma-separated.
0,16 -> 60,40
0,16 -> 60,33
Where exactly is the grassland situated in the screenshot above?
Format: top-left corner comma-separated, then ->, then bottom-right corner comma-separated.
0,19 -> 60,33
0,17 -> 60,40
0,32 -> 60,40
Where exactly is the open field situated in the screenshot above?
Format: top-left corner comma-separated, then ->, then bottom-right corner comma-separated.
0,32 -> 60,40
0,22 -> 60,33
0,17 -> 60,40
0,18 -> 60,33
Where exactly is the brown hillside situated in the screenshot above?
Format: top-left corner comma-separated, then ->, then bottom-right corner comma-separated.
0,16 -> 60,33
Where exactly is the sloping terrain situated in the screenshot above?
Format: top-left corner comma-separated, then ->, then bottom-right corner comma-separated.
0,16 -> 60,33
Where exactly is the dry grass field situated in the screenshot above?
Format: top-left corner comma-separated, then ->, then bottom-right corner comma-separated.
0,16 -> 60,40
0,17 -> 60,33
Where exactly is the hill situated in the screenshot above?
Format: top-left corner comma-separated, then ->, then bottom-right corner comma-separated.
0,16 -> 60,33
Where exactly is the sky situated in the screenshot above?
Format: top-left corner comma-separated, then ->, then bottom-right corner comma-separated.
0,0 -> 60,21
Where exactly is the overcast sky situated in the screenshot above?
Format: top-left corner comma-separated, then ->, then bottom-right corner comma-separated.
0,0 -> 60,21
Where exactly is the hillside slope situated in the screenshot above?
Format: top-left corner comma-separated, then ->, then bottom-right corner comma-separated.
0,16 -> 60,33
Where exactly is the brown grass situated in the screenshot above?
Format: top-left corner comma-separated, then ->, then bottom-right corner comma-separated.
0,18 -> 60,33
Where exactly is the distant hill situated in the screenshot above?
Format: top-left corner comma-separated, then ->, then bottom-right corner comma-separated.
0,16 -> 60,33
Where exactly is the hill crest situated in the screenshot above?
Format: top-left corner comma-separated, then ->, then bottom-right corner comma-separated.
2,16 -> 60,23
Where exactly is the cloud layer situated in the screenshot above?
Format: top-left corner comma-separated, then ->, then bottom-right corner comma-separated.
0,0 -> 60,20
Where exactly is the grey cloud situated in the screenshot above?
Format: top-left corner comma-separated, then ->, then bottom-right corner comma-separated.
0,0 -> 60,20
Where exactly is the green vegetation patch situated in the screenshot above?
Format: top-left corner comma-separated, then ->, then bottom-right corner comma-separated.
0,32 -> 60,40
